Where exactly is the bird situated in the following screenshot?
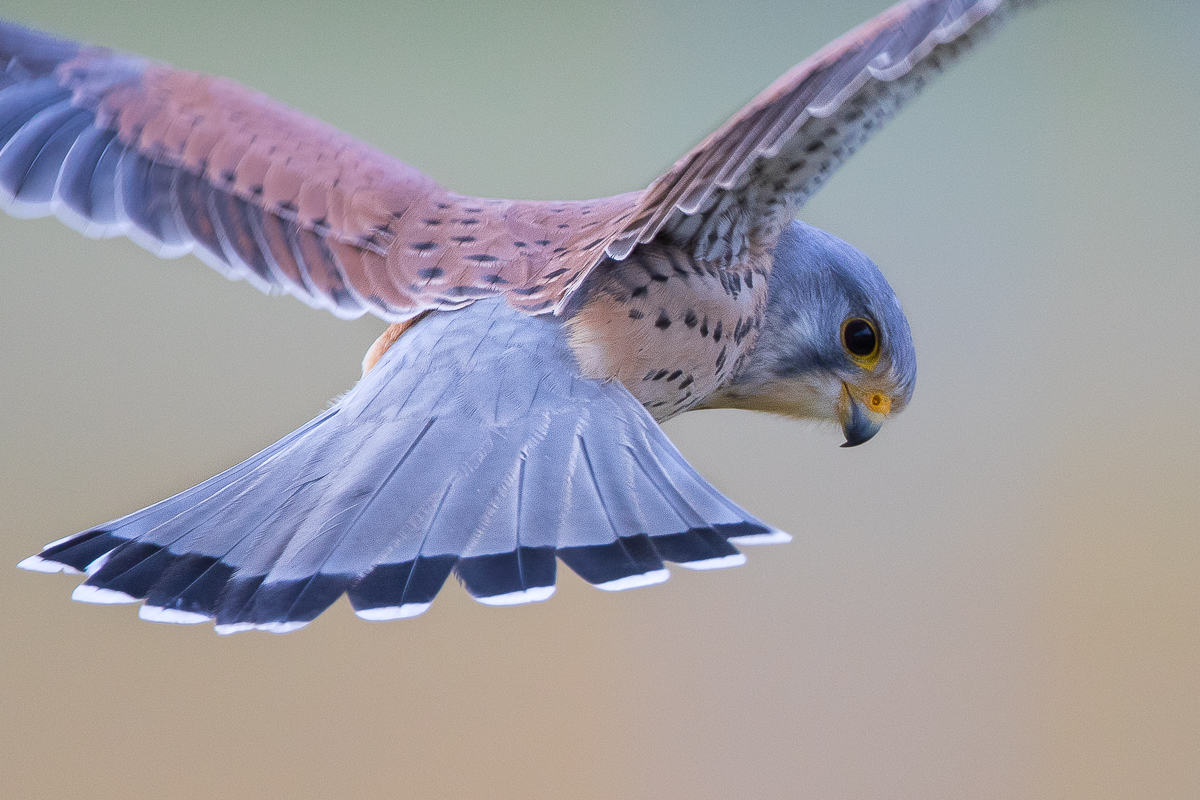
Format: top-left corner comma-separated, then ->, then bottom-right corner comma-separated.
3,0 -> 1036,634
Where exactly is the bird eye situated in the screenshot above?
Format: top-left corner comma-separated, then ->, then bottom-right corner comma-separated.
842,318 -> 878,359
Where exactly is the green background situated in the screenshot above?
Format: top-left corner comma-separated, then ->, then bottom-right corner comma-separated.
1,1 -> 1197,797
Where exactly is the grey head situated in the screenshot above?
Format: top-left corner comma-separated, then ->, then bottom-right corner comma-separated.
704,219 -> 917,447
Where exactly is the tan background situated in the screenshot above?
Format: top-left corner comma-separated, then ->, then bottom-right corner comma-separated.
1,1 -> 1197,797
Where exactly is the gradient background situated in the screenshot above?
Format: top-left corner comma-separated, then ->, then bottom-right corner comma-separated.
1,2 -> 1197,798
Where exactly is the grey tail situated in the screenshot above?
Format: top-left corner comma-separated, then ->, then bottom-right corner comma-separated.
20,300 -> 789,633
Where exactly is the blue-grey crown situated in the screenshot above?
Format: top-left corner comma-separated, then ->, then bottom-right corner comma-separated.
733,220 -> 917,405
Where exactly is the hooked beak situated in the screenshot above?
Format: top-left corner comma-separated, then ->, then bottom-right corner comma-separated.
838,384 -> 890,448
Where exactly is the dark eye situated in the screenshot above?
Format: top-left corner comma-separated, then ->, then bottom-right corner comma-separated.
842,318 -> 878,358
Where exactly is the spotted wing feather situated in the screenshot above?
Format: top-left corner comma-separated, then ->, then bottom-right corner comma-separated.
607,0 -> 1036,267
0,21 -> 640,319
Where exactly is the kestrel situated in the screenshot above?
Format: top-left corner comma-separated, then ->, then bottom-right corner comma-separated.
6,0 -> 1036,633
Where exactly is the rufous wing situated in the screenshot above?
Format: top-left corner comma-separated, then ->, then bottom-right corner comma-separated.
1,2 -> 1039,320
0,22 -> 640,320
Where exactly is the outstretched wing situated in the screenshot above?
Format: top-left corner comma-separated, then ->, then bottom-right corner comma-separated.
2,4 -> 1036,319
0,21 -> 639,319
607,0 -> 1035,267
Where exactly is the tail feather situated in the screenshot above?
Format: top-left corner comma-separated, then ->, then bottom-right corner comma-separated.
21,300 -> 790,632
557,535 -> 667,592
32,529 -> 120,574
653,528 -> 744,569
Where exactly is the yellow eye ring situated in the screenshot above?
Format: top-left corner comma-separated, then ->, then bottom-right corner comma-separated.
841,317 -> 880,363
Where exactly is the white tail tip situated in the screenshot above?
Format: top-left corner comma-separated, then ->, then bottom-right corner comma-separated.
17,555 -> 79,574
727,530 -> 792,545
139,606 -> 211,625
72,584 -> 137,605
475,585 -> 556,606
596,568 -> 670,592
354,602 -> 432,621
676,553 -> 747,571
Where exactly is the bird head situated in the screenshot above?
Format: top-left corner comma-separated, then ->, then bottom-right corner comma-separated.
705,220 -> 916,447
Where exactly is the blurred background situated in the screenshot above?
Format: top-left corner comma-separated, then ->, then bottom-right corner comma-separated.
1,1 -> 1197,797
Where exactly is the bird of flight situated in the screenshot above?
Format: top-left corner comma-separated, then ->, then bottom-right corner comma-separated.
4,0 -> 1037,633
